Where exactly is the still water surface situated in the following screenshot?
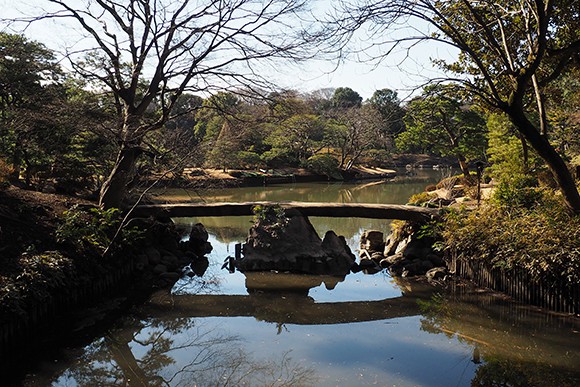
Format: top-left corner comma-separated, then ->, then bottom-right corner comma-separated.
24,171 -> 580,386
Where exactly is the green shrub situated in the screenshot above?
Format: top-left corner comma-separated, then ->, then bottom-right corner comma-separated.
302,154 -> 342,179
408,191 -> 436,206
237,151 -> 262,169
364,149 -> 391,167
443,192 -> 580,287
57,205 -> 142,255
252,204 -> 287,226
492,173 -> 543,209
261,148 -> 299,168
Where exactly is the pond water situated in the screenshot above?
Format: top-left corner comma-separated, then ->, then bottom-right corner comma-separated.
20,170 -> 580,386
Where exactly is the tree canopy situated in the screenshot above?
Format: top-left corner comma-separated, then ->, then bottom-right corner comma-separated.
397,85 -> 487,176
12,0 -> 318,208
332,0 -> 580,213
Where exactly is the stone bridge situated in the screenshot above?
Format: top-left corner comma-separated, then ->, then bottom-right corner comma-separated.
131,201 -> 440,222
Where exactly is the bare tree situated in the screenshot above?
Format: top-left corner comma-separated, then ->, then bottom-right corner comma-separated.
10,0 -> 317,208
329,0 -> 580,213
330,104 -> 383,170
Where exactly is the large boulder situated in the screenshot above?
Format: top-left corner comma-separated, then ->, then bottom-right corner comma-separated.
188,223 -> 213,256
239,208 -> 355,276
360,230 -> 385,253
381,220 -> 448,280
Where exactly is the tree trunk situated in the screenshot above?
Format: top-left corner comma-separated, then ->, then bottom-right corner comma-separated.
506,105 -> 580,214
99,145 -> 142,209
457,154 -> 470,178
106,335 -> 150,386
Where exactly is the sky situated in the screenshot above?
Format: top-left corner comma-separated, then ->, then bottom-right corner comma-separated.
0,0 -> 456,101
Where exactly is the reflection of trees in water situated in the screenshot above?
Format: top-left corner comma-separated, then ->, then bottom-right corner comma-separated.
55,317 -> 317,386
470,358 -> 579,387
172,270 -> 223,296
417,291 -> 580,386
175,215 -> 391,247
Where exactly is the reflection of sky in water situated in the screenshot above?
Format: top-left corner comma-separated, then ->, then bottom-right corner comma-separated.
162,210 -> 478,385
172,221 -> 404,302
110,316 -> 478,387
38,175 -> 580,386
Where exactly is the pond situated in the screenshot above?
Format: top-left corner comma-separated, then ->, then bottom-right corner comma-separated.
19,170 -> 580,386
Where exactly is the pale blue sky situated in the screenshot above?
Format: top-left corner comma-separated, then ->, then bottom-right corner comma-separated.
0,0 -> 455,101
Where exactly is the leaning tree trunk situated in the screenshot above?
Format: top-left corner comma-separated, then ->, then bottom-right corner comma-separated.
457,154 -> 470,178
507,105 -> 580,215
99,144 -> 142,209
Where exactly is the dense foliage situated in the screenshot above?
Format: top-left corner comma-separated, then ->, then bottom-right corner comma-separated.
0,32 -> 415,194
444,190 -> 580,287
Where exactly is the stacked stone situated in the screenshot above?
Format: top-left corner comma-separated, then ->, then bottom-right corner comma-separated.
358,228 -> 447,282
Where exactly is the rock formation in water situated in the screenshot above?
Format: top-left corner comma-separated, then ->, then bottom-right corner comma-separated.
358,225 -> 448,281
238,207 -> 355,276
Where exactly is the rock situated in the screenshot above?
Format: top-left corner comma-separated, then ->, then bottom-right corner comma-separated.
363,266 -> 382,275
240,209 -> 354,276
384,235 -> 399,256
135,254 -> 149,271
159,271 -> 181,281
426,267 -> 447,282
153,264 -> 167,274
360,230 -> 385,252
383,253 -> 405,266
394,236 -> 410,254
198,241 -> 213,255
402,238 -> 432,260
402,262 -> 421,276
427,253 -> 446,267
188,223 -> 213,256
161,255 -> 178,271
160,235 -> 179,253
389,264 -> 404,276
321,231 -> 356,274
191,256 -> 210,276
359,257 -> 378,269
419,259 -> 434,272
351,263 -> 362,273
370,251 -> 383,262
379,258 -> 390,268
146,247 -> 161,265
189,223 -> 209,243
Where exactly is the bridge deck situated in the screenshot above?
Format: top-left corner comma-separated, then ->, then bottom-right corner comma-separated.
131,201 -> 440,222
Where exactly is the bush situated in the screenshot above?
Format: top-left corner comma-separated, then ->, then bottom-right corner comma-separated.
302,154 -> 342,179
56,205 -> 142,255
237,151 -> 262,169
408,191 -> 436,206
443,192 -> 580,287
0,158 -> 12,188
261,148 -> 299,168
364,149 -> 391,167
492,173 -> 543,209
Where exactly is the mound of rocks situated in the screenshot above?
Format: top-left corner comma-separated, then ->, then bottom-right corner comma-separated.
132,219 -> 213,287
238,208 -> 356,276
358,227 -> 448,282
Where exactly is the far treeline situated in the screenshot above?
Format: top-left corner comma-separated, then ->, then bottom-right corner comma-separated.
0,1 -> 579,214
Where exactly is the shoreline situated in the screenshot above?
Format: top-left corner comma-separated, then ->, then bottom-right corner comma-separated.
148,166 -> 399,189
